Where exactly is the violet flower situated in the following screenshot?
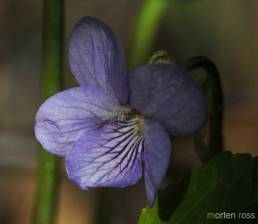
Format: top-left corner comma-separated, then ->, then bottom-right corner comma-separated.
35,17 -> 206,206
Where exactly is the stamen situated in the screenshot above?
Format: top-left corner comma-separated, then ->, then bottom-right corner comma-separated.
107,105 -> 145,135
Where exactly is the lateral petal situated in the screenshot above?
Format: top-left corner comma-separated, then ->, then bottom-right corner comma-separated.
143,119 -> 171,206
35,86 -> 121,156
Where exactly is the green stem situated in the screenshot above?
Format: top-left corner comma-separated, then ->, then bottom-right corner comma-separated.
129,0 -> 169,69
182,56 -> 224,160
33,0 -> 64,223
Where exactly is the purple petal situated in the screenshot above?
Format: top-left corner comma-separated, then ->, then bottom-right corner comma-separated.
143,119 -> 171,207
35,86 -> 121,156
129,64 -> 207,135
69,17 -> 129,103
66,116 -> 144,189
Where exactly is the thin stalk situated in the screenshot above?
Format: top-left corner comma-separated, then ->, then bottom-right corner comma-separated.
33,0 -> 64,223
182,56 -> 224,160
129,0 -> 169,69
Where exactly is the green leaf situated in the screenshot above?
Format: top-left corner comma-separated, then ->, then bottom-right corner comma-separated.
138,151 -> 258,224
139,204 -> 164,224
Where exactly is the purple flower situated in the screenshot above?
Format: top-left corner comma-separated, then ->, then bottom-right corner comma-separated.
35,17 -> 206,206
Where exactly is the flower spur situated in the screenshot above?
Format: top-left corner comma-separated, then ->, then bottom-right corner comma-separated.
35,17 -> 207,206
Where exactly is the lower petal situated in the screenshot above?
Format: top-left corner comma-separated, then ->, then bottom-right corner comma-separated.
143,119 -> 171,207
66,116 -> 144,189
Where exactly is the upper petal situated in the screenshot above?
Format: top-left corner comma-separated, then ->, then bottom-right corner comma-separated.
129,64 -> 207,135
35,85 -> 121,156
143,119 -> 171,207
69,17 -> 129,103
66,116 -> 144,189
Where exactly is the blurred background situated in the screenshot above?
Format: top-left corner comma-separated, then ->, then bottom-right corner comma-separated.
1,0 -> 258,223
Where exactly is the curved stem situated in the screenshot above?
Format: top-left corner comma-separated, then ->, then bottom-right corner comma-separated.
182,56 -> 224,160
33,0 -> 64,223
129,0 -> 169,69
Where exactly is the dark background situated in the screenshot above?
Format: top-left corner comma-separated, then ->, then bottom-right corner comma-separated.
1,0 -> 258,223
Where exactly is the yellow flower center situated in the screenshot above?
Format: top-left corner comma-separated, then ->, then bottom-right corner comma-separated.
134,114 -> 144,135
